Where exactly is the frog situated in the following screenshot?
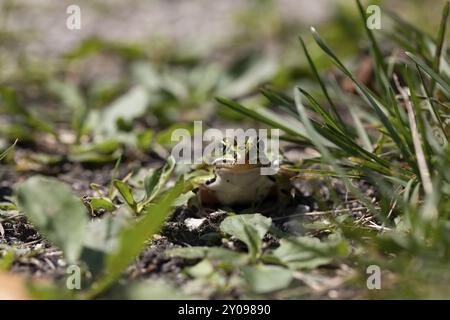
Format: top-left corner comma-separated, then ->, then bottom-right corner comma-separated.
195,136 -> 279,208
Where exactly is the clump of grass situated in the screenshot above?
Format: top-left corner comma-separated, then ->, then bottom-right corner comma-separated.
219,0 -> 450,298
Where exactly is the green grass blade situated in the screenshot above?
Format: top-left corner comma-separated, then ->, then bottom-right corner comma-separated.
310,27 -> 414,161
385,11 -> 433,40
294,89 -> 381,216
0,139 -> 17,161
355,0 -> 390,99
431,1 -> 450,93
260,87 -> 301,119
299,37 -> 344,129
406,52 -> 450,96
394,75 -> 434,197
403,68 -> 433,170
386,10 -> 434,62
297,88 -> 411,178
417,67 -> 448,141
297,87 -> 344,133
216,96 -> 307,140
348,104 -> 373,152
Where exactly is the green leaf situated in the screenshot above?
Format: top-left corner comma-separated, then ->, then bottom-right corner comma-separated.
166,246 -> 210,259
89,197 -> 117,213
17,176 -> 88,263
220,214 -> 272,261
89,86 -> 150,138
271,236 -> 348,270
118,279 -> 194,300
69,140 -> 121,164
83,215 -> 128,253
113,180 -> 137,212
186,259 -> 215,278
167,246 -> 247,265
0,88 -> 56,135
81,213 -> 129,276
87,178 -> 185,298
142,156 -> 176,206
242,264 -> 293,294
220,56 -> 278,98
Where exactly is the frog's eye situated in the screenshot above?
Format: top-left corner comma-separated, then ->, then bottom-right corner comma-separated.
257,137 -> 265,151
205,177 -> 216,185
233,137 -> 239,149
219,139 -> 232,156
220,141 -> 227,153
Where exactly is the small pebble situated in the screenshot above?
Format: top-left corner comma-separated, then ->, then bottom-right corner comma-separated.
184,218 -> 206,232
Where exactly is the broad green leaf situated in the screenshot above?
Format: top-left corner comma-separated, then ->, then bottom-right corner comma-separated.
0,88 -> 55,135
220,56 -> 278,98
271,236 -> 348,270
69,140 -> 121,164
87,178 -> 185,298
220,214 -> 272,261
81,213 -> 129,276
167,246 -> 248,265
242,264 -> 293,294
89,86 -> 150,138
172,191 -> 196,207
155,123 -> 194,148
71,140 -> 121,154
17,176 -> 88,263
89,197 -> 117,213
142,156 -> 176,206
186,259 -> 215,278
118,279 -> 195,300
83,215 -> 128,254
113,180 -> 137,211
166,246 -> 210,259
47,80 -> 86,140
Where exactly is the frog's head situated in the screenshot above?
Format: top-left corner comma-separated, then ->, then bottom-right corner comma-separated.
212,136 -> 271,170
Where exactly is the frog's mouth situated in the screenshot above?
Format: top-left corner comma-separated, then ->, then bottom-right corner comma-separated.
212,157 -> 270,170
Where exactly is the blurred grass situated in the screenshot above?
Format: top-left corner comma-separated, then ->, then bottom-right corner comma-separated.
0,0 -> 449,299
